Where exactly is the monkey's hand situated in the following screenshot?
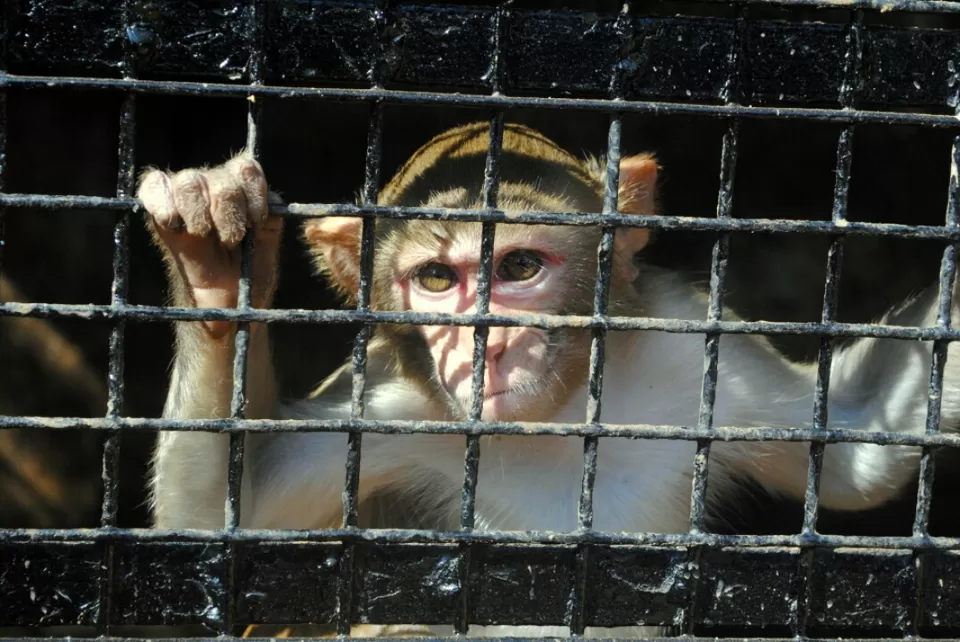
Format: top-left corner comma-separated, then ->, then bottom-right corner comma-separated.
137,155 -> 282,340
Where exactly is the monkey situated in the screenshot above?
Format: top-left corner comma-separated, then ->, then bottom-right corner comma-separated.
138,122 -> 957,636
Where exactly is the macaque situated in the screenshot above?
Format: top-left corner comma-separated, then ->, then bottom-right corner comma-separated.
140,122 -> 955,636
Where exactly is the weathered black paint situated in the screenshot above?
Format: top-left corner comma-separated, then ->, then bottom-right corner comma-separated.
3,0 -> 960,639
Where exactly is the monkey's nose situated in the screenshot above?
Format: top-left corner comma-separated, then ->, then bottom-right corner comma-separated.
483,334 -> 508,374
485,339 -> 506,363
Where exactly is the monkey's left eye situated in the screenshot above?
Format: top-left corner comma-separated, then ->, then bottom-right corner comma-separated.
415,263 -> 458,292
496,250 -> 544,282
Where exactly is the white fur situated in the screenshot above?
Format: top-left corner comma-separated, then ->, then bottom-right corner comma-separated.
150,266 -> 953,637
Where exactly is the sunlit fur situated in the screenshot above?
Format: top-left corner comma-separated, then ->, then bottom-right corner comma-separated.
143,122 -> 955,638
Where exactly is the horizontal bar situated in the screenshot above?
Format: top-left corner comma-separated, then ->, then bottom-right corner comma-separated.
2,526 -> 959,550
2,415 -> 960,448
9,194 -> 960,242
3,74 -> 960,128
8,638 -> 960,642
698,0 -> 960,13
2,301 -> 959,341
6,638 -> 960,642
0,193 -> 139,210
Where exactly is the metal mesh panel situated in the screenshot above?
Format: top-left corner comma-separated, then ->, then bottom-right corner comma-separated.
2,1 -> 960,640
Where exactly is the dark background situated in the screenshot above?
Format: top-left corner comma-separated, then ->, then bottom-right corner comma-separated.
3,0 -> 960,540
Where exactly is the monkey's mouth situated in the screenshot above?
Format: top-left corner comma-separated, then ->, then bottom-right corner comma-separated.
453,388 -> 512,415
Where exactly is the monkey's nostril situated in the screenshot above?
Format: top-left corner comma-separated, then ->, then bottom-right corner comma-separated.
487,342 -> 507,363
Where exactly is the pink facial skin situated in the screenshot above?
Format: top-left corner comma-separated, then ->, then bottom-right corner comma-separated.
398,238 -> 570,422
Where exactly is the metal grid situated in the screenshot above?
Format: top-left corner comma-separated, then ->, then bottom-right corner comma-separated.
3,0 -> 960,640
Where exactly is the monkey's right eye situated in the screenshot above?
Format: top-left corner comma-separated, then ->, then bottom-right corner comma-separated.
415,263 -> 458,292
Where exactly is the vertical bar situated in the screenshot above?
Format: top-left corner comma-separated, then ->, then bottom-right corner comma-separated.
103,12 -> 141,527
569,6 -> 633,635
98,1 -> 139,635
581,117 -> 622,526
0,2 -> 6,279
226,0 -> 266,532
463,113 -> 503,514
454,114 -> 502,636
337,3 -> 389,635
687,0 -> 746,537
913,117 -> 960,539
455,3 -> 509,633
682,5 -> 745,635
795,10 -> 862,638
913,242 -> 957,538
687,120 -> 738,535
566,110 -> 621,642
343,105 -> 382,529
221,1 -> 266,637
0,92 -> 4,279
909,60 -> 960,639
801,125 -> 853,536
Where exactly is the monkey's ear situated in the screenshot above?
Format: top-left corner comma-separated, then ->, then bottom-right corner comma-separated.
303,217 -> 363,300
614,154 -> 658,281
618,153 -> 658,216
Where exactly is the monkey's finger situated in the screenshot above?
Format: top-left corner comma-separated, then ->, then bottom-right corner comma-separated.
204,164 -> 248,249
137,169 -> 180,231
170,169 -> 213,238
224,156 -> 269,229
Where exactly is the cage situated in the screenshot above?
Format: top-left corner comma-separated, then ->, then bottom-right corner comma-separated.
2,0 -> 960,640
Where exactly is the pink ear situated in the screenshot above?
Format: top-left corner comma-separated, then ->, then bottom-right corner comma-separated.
614,154 -> 658,279
618,154 -> 658,216
303,217 -> 364,298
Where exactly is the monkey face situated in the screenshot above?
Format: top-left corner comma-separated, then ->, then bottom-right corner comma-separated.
303,124 -> 660,423
387,218 -> 597,422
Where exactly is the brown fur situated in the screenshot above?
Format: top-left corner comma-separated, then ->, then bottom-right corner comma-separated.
303,122 -> 657,304
302,122 -> 659,420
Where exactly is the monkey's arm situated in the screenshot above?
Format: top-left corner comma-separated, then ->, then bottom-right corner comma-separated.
246,337 -> 455,529
717,281 -> 957,511
139,156 -> 281,529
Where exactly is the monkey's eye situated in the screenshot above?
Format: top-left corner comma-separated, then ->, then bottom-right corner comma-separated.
415,263 -> 458,292
496,250 -> 544,282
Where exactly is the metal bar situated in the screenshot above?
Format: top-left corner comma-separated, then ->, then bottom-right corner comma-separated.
0,7 -> 6,278
684,6 -> 744,633
801,232 -> 845,534
913,247 -> 960,539
9,301 -> 960,339
3,1 -> 960,637
569,5 -> 637,628
581,116 -> 621,530
907,68 -> 960,637
4,414 -> 960,446
913,87 -> 960,541
455,111 -> 503,635
96,1 -> 140,633
688,0 -> 745,538
336,2 -> 392,630
797,125 -> 855,638
12,635 -> 960,642
795,20 -> 863,630
221,2 -> 268,637
692,0 -> 960,13
802,8 -> 862,535
342,104 -> 383,531
18,194 -> 960,241
457,3 -> 509,628
3,75 -> 960,129
568,114 -> 622,638
5,526 -> 960,550
798,39 -> 863,631
103,80 -> 136,526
